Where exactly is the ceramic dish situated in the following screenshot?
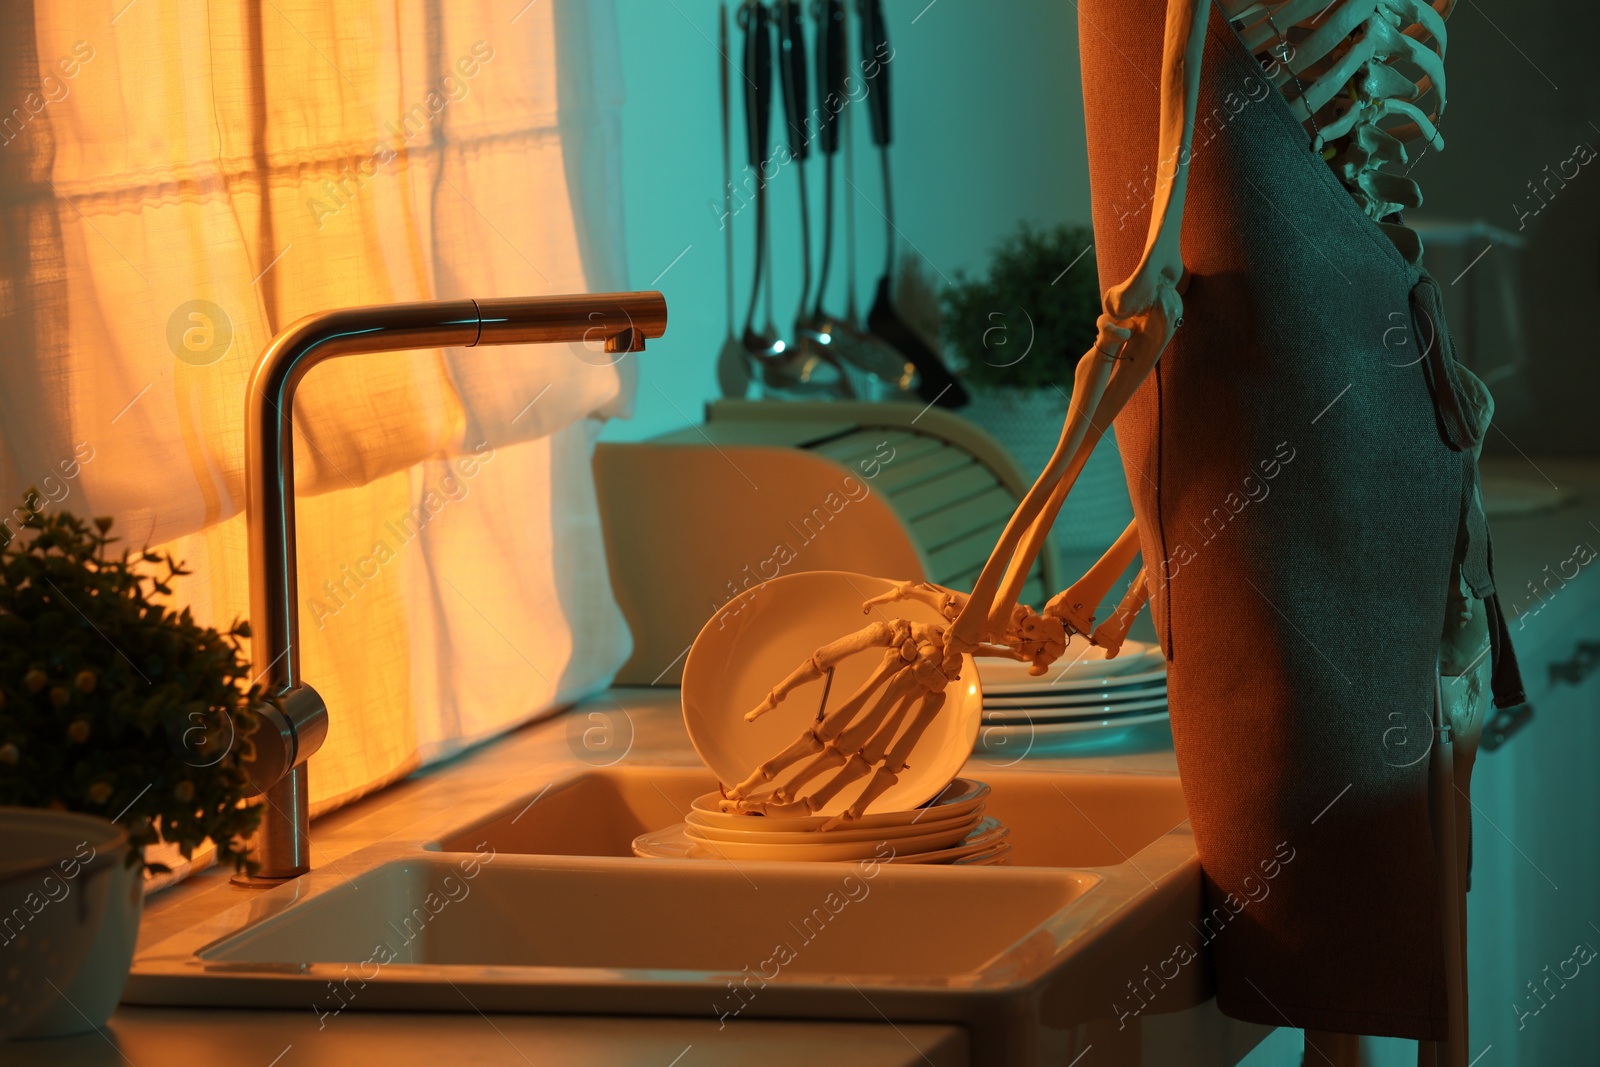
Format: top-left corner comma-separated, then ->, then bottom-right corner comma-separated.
686,778 -> 990,833
978,664 -> 1167,697
881,822 -> 1010,865
633,819 -> 1010,865
632,824 -> 699,860
974,711 -> 1171,753
681,816 -> 983,862
685,805 -> 980,844
951,842 -> 1012,866
682,571 -> 982,817
981,681 -> 1167,709
975,637 -> 1163,691
981,695 -> 1170,719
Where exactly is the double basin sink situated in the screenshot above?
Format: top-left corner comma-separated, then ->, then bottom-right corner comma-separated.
126,753 -> 1203,1061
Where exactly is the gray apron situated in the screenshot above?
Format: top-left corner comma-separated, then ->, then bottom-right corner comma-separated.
1079,2 -> 1523,1040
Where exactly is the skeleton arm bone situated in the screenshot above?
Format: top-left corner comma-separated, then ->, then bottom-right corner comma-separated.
721,0 -> 1210,820
950,0 -> 1210,653
1092,566 -> 1152,657
1044,518 -> 1145,636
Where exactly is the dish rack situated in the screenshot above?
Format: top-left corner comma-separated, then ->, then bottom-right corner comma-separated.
596,399 -> 1057,685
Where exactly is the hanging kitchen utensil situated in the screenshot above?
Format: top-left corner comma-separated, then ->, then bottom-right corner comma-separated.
740,1 -> 833,397
717,2 -> 752,398
858,0 -> 968,408
738,2 -> 781,361
757,1 -> 780,367
798,0 -> 916,396
777,0 -> 853,397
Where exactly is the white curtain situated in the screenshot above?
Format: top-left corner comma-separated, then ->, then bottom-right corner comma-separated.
0,0 -> 635,812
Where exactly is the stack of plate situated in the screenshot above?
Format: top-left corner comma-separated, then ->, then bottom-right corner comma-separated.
974,635 -> 1168,754
632,778 -> 1010,865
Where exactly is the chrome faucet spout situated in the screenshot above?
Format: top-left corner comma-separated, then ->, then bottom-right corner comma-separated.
235,292 -> 667,885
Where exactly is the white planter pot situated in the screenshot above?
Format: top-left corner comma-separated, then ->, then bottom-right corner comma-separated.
961,387 -> 1134,559
19,844 -> 143,1038
0,809 -> 134,1041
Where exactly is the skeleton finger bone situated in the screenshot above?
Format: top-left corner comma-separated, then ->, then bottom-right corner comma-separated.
729,644 -> 910,798
743,618 -> 911,723
768,673 -> 923,803
821,687 -> 950,828
861,580 -> 967,621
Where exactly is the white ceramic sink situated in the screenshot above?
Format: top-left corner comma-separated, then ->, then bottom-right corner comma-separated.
205,855 -> 1089,977
433,765 -> 1189,869
126,763 -> 1203,1064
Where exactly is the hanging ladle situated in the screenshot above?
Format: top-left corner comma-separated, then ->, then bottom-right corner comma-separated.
858,0 -> 967,408
777,0 -> 853,396
798,0 -> 915,396
739,1 -> 832,396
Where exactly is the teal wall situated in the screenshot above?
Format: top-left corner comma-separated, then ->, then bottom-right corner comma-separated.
607,0 -> 1088,442
609,1 -> 1600,454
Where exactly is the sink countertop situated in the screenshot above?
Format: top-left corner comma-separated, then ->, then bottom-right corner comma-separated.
13,687 -> 1178,1067
32,455 -> 1590,1066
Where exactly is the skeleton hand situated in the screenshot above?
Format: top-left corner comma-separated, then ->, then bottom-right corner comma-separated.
724,613 -> 966,827
863,580 -> 1072,674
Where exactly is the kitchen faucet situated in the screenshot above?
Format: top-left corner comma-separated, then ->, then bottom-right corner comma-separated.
236,292 -> 668,884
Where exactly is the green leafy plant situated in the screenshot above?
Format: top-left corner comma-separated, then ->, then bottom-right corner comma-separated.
941,222 -> 1102,392
0,494 -> 263,873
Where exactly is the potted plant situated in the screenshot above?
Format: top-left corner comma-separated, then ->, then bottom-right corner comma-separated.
942,222 -> 1135,566
0,494 -> 263,1036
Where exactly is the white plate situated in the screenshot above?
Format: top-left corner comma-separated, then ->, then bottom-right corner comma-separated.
682,571 -> 982,817
974,711 -> 1170,753
686,778 -> 990,832
685,806 -> 980,844
682,816 -> 982,861
982,696 -> 1169,720
882,823 -> 1011,865
634,820 -> 1010,865
632,824 -> 700,860
950,842 -> 1012,866
976,636 -> 1163,693
979,664 -> 1167,697
982,681 -> 1168,709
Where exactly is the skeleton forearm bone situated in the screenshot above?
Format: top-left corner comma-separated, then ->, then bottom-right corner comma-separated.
1092,566 -> 1152,657
1044,518 -> 1145,635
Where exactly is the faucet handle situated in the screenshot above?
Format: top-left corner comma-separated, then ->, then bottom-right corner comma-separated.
239,683 -> 329,797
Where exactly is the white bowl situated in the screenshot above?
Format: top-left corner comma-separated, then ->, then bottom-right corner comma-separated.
0,808 -> 129,1040
686,778 -> 990,833
682,570 -> 982,817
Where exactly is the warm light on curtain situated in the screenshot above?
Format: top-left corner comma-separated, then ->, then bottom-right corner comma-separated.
0,0 -> 634,816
